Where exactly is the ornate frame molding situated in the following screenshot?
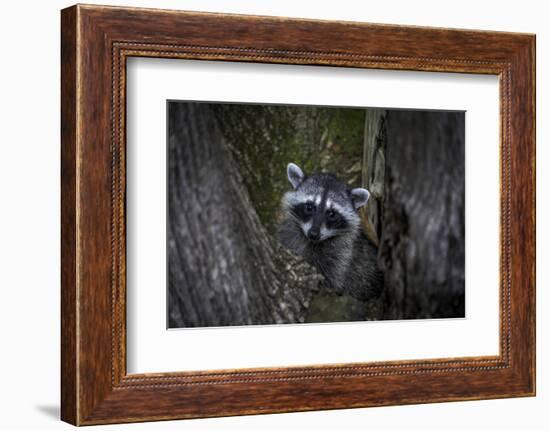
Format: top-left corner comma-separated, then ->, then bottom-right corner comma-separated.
61,5 -> 535,425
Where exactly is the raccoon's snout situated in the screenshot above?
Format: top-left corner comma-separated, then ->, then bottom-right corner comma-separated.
307,228 -> 321,242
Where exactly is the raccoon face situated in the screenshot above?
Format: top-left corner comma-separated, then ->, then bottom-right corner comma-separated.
283,163 -> 370,243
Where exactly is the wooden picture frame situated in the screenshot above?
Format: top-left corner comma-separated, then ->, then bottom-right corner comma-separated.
61,4 -> 535,425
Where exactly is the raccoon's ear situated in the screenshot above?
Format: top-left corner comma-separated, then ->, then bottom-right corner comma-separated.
287,163 -> 305,189
350,188 -> 370,209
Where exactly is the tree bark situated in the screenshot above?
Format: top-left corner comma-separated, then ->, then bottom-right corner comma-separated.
380,110 -> 465,319
211,104 -> 381,323
361,109 -> 387,243
168,103 -> 465,326
168,103 -> 322,328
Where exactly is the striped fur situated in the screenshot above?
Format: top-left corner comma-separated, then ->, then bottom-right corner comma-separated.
278,163 -> 384,301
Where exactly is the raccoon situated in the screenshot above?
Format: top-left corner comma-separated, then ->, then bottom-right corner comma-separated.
278,163 -> 383,301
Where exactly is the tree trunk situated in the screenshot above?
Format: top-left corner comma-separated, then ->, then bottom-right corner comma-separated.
211,104 -> 382,323
361,109 -> 387,243
168,103 -> 322,328
380,110 -> 465,319
168,103 -> 465,326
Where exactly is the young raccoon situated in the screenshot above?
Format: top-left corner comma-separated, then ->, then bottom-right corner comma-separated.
278,163 -> 383,301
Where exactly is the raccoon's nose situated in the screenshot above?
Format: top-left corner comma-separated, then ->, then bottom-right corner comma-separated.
308,228 -> 320,241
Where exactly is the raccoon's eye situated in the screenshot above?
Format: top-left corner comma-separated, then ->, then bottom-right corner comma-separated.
326,209 -> 339,222
304,202 -> 315,215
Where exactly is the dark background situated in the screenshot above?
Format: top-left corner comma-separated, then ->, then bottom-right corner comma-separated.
167,101 -> 465,328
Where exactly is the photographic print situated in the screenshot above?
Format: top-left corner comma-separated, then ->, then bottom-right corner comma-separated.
60,6 -> 536,423
168,101 -> 465,328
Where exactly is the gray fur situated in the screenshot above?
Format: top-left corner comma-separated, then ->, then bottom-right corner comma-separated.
350,188 -> 370,209
287,163 -> 305,189
278,163 -> 384,301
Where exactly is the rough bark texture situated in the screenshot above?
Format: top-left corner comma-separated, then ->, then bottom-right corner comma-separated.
380,110 -> 465,319
206,103 -> 378,324
168,103 -> 465,327
168,103 -> 322,328
361,110 -> 387,242
168,103 -> 378,327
